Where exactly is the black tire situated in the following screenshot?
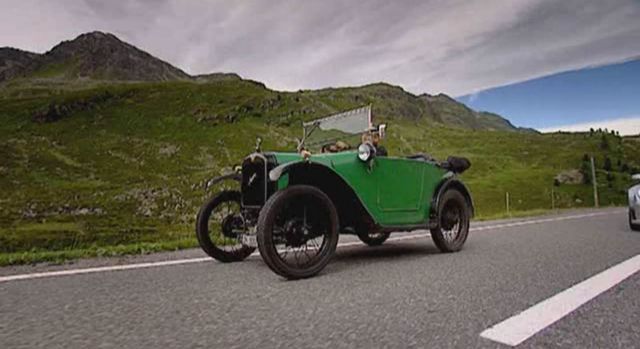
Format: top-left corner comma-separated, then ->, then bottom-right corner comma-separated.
430,189 -> 470,252
196,190 -> 255,262
257,185 -> 339,279
630,210 -> 640,231
357,231 -> 390,246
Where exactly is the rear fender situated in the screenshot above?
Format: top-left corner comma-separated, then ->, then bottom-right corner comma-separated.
430,175 -> 475,219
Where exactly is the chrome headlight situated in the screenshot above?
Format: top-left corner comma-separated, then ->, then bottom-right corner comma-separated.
358,142 -> 375,162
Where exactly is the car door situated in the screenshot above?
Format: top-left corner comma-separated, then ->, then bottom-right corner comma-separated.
374,157 -> 425,212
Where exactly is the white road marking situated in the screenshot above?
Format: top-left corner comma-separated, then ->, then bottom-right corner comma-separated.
480,254 -> 640,346
0,257 -> 212,283
0,210 -> 618,283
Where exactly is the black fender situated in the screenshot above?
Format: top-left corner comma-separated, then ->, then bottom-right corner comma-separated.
430,175 -> 475,219
269,161 -> 303,181
205,172 -> 241,190
269,160 -> 375,231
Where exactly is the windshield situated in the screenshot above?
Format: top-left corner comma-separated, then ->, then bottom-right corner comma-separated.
299,105 -> 371,152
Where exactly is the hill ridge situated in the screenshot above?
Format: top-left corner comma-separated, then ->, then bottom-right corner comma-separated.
0,31 -> 527,132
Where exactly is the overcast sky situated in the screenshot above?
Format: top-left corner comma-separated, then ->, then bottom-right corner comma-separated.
2,0 -> 639,97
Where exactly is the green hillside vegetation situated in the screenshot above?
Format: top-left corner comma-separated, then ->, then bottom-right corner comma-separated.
1,79 -> 638,265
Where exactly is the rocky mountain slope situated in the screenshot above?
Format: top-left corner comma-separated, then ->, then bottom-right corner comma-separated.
0,47 -> 39,81
0,32 -> 190,82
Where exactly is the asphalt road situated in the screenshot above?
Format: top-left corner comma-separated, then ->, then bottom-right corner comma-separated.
1,208 -> 639,349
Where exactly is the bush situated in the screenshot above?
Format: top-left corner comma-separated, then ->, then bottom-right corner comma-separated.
603,156 -> 612,171
600,134 -> 609,150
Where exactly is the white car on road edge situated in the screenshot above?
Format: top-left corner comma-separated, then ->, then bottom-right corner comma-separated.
629,174 -> 640,231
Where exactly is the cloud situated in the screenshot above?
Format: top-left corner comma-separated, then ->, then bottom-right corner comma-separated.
467,92 -> 481,103
0,0 -> 639,96
538,115 -> 640,136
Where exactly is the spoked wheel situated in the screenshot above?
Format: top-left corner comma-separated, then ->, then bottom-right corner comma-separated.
430,189 -> 470,252
257,185 -> 339,279
196,190 -> 255,262
357,231 -> 390,246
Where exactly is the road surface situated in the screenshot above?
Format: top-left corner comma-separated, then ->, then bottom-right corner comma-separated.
1,208 -> 639,348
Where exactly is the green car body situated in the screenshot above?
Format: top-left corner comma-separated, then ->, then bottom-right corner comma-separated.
242,150 -> 473,230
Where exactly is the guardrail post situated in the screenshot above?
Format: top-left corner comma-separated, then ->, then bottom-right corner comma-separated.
506,192 -> 510,216
590,156 -> 599,208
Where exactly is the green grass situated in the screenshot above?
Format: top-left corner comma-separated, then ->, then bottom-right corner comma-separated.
0,79 -> 638,265
30,60 -> 79,79
473,208 -> 593,221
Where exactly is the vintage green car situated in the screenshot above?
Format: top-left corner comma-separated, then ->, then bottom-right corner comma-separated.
196,106 -> 473,279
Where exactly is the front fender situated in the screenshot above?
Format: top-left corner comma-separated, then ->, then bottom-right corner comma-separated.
206,172 -> 241,189
269,159 -> 377,231
269,160 -> 306,181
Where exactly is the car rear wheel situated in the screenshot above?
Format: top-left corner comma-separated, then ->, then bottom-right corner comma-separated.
430,189 -> 470,252
257,185 -> 339,279
630,210 -> 640,231
196,190 -> 256,262
357,231 -> 390,246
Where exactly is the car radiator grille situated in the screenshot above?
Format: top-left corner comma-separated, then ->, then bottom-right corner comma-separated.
241,154 -> 277,207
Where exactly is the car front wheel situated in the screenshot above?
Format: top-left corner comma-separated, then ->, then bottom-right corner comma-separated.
257,185 -> 339,279
430,189 -> 470,252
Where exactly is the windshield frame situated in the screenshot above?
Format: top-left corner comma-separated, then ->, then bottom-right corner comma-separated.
297,105 -> 372,152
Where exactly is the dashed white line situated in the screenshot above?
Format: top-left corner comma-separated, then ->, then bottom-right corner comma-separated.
0,210 -> 619,283
480,253 -> 640,346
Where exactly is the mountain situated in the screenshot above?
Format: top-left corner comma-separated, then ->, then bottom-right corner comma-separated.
0,31 -> 526,132
1,31 -> 190,82
420,93 -> 523,131
193,72 -> 242,83
309,83 -> 532,132
0,47 -> 39,81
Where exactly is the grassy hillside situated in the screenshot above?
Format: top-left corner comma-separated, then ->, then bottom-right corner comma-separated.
1,80 -> 638,265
